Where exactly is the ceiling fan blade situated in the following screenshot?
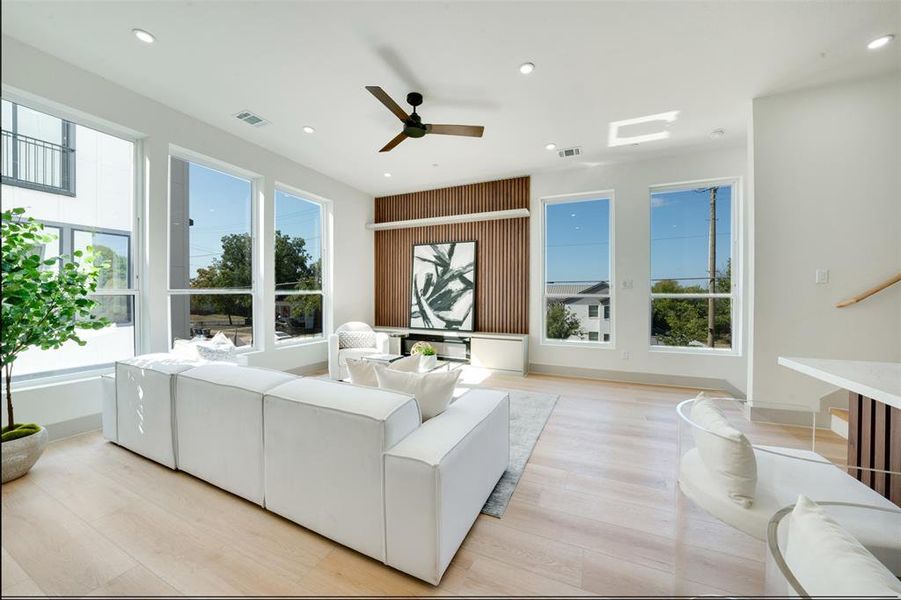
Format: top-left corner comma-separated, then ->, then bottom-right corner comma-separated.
379,132 -> 408,152
426,124 -> 485,137
366,86 -> 409,122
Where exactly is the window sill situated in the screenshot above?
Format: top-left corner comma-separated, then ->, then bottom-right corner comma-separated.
273,336 -> 326,349
6,365 -> 114,392
648,345 -> 739,357
540,339 -> 615,350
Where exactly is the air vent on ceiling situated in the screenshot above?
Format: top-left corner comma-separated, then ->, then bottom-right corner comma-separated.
557,146 -> 582,158
234,110 -> 269,127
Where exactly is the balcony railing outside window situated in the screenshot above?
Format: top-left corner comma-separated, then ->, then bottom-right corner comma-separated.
1,128 -> 76,195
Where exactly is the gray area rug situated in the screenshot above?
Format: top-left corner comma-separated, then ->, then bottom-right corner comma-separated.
480,390 -> 558,518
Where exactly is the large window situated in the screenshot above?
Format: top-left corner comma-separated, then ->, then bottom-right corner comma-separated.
1,99 -> 76,195
169,157 -> 254,347
650,180 -> 736,350
274,188 -> 325,342
543,194 -> 612,344
2,98 -> 136,380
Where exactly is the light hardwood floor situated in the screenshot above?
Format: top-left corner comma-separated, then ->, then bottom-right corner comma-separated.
1,371 -> 845,596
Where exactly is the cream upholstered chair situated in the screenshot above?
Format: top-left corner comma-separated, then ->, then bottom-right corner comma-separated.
676,395 -> 901,572
328,322 -> 389,380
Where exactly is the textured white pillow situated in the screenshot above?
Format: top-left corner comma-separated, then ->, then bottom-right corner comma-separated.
374,366 -> 460,420
690,393 -> 757,507
389,354 -> 422,373
345,358 -> 378,387
338,330 -> 376,349
785,495 -> 901,597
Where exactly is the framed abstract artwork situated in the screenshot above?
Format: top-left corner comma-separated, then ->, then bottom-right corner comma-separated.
409,241 -> 476,331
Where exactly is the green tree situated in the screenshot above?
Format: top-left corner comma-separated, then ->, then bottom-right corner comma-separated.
546,302 -> 583,339
651,259 -> 732,347
1,208 -> 110,438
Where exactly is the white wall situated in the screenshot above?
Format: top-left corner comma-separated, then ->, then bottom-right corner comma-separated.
750,73 -> 901,411
529,144 -> 750,394
1,36 -> 374,433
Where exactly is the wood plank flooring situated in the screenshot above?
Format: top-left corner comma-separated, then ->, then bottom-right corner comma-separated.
1,370 -> 845,596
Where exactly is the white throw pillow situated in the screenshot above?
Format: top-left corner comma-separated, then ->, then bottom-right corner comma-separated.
785,495 -> 901,597
690,392 -> 757,507
374,366 -> 460,420
389,354 -> 422,373
338,330 -> 376,349
345,358 -> 378,387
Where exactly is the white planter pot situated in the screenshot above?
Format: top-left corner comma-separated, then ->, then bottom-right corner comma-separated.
1,426 -> 48,483
419,354 -> 438,371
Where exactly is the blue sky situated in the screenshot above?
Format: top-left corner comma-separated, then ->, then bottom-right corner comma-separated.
186,164 -> 321,278
545,186 -> 731,284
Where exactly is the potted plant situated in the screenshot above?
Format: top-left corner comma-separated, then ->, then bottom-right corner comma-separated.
410,341 -> 438,370
1,208 -> 109,483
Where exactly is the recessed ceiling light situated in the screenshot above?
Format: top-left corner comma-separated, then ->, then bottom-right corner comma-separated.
607,110 -> 679,147
302,125 -> 315,134
132,28 -> 155,44
519,62 -> 535,75
867,34 -> 895,50
545,143 -> 557,150
383,172 -> 392,178
709,128 -> 726,139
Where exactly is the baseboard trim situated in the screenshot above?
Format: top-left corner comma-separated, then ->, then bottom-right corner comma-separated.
288,361 -> 328,376
44,413 -> 101,442
527,363 -> 746,399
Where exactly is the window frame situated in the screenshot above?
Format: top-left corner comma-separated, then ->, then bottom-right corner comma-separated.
540,190 -> 616,349
167,149 -> 260,352
272,183 -> 331,347
1,89 -> 142,384
648,176 -> 741,356
1,99 -> 76,196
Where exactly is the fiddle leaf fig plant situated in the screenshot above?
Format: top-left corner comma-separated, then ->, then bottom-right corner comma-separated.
1,207 -> 110,442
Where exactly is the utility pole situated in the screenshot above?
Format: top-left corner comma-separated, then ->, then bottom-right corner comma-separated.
707,187 -> 718,347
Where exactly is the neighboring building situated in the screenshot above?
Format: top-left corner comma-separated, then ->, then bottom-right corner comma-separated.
545,281 -> 611,342
1,99 -> 135,379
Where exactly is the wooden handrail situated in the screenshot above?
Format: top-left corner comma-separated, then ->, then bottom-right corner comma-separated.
835,272 -> 901,308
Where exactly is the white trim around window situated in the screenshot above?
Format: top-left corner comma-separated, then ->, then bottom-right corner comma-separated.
648,176 -> 742,356
539,190 -> 616,349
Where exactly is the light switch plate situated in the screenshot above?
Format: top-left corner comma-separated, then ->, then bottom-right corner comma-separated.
622,279 -> 633,290
815,269 -> 829,284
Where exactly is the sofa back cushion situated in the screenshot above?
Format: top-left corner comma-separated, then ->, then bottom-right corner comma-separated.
690,393 -> 757,507
375,366 -> 461,420
262,378 -> 420,561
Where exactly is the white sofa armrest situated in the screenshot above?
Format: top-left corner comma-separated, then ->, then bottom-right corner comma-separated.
383,389 -> 509,584
328,333 -> 341,379
375,331 -> 390,354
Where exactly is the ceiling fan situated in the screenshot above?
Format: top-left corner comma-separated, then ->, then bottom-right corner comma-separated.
365,86 -> 485,152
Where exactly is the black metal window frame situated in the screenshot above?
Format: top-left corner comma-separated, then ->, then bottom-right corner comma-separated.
1,100 -> 77,196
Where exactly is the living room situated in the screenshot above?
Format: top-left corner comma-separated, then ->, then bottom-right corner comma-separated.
1,1 -> 899,597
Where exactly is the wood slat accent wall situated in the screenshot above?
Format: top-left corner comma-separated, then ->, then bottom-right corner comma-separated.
374,176 -> 530,333
848,391 -> 901,506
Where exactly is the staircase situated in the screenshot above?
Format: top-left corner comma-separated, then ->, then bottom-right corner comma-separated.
830,407 -> 849,439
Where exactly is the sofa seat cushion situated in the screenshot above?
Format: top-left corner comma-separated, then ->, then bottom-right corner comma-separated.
175,365 -> 297,505
680,445 -> 901,571
263,379 -> 420,561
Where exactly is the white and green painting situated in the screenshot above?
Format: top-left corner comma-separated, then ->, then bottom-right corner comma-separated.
410,241 -> 476,331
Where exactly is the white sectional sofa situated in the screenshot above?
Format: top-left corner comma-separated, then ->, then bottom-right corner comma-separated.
106,354 -> 509,585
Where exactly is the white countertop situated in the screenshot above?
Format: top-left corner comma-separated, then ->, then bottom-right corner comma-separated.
778,357 -> 901,410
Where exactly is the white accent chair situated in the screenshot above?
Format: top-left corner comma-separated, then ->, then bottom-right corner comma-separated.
328,321 -> 389,380
676,397 -> 901,573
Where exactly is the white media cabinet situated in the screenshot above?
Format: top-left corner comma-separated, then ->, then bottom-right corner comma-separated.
375,328 -> 529,375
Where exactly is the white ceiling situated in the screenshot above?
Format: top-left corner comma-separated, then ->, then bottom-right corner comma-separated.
2,1 -> 898,196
